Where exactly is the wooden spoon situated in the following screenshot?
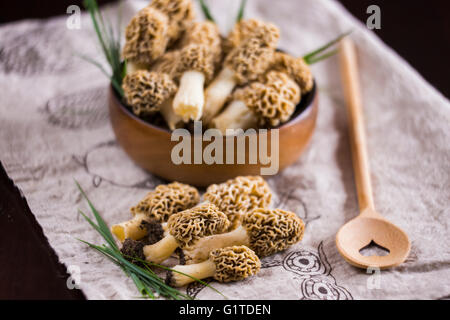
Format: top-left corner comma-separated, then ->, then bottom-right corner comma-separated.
335,38 -> 411,269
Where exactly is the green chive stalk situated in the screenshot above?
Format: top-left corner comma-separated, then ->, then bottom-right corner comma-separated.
81,0 -> 125,97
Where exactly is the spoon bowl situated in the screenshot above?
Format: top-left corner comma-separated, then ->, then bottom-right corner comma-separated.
336,210 -> 411,269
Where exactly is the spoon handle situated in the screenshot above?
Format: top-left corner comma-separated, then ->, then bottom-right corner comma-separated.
339,38 -> 375,213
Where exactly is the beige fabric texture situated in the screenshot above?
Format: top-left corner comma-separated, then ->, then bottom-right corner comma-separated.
0,0 -> 449,299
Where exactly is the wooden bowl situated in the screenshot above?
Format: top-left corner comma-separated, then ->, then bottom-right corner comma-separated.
108,83 -> 318,187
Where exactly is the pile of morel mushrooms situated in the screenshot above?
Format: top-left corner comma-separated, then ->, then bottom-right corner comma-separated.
121,0 -> 313,134
111,176 -> 305,287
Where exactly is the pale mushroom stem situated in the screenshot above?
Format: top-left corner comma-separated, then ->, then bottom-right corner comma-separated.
111,213 -> 150,242
184,225 -> 250,263
173,70 -> 206,122
160,98 -> 183,130
210,100 -> 258,134
125,61 -> 149,75
161,222 -> 168,233
143,234 -> 179,264
202,67 -> 237,124
169,259 -> 216,287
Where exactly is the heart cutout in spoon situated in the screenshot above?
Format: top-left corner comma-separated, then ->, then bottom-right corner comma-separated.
359,240 -> 390,257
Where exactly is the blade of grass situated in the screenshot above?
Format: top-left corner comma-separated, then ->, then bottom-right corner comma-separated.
198,0 -> 216,22
130,273 -> 155,299
83,0 -> 124,97
236,0 -> 248,22
75,180 -> 118,251
76,54 -> 124,96
84,0 -> 112,65
78,209 -> 117,250
306,49 -> 338,65
303,30 -> 352,62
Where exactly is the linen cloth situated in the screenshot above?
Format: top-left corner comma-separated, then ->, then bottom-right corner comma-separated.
0,0 -> 449,300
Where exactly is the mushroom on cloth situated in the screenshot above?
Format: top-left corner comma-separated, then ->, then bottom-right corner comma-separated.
134,203 -> 230,264
111,182 -> 199,242
184,208 -> 305,263
203,176 -> 272,229
166,245 -> 260,287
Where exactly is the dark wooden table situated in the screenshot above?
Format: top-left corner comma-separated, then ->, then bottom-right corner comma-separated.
0,0 -> 449,299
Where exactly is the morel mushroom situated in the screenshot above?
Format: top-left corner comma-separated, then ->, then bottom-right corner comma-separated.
223,18 -> 267,55
122,7 -> 169,70
203,176 -> 272,229
202,24 -> 280,123
270,51 -> 314,94
150,0 -> 195,46
151,50 -> 183,129
152,50 -> 180,77
182,21 -> 222,65
172,44 -> 215,121
167,245 -> 260,287
111,182 -> 199,242
171,21 -> 222,122
211,71 -> 301,133
184,208 -> 305,263
122,70 -> 177,116
135,203 -> 230,264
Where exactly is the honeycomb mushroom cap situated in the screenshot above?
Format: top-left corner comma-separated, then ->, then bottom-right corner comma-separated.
182,21 -> 222,63
242,208 -> 305,257
271,52 -> 314,93
130,182 -> 200,222
225,25 -> 279,85
223,19 -> 269,55
151,50 -> 180,78
122,70 -> 177,116
239,71 -> 301,126
204,176 -> 272,228
167,203 -> 230,248
173,44 -> 215,82
150,0 -> 195,45
122,7 -> 169,65
210,245 -> 261,282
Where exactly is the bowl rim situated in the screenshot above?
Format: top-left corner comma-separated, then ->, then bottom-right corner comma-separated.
110,80 -> 317,135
